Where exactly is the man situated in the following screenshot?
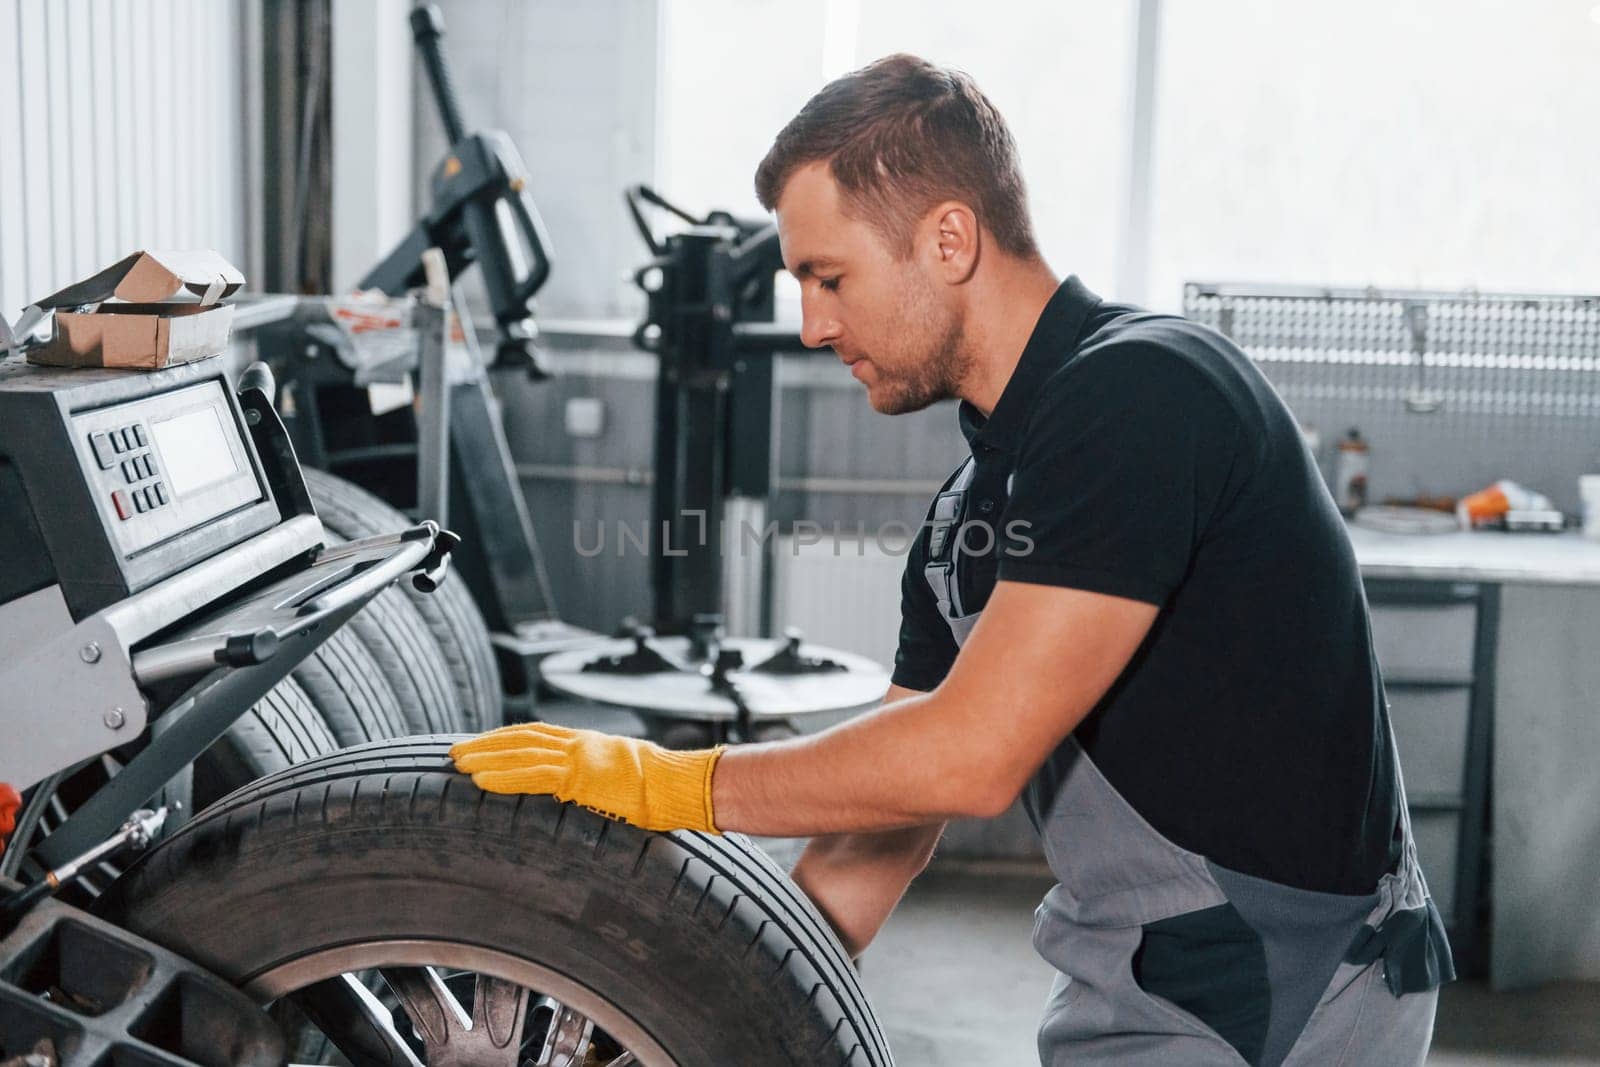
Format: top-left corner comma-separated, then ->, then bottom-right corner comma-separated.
452,55 -> 1452,1065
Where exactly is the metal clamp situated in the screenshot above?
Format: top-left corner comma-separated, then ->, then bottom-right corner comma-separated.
1,807 -> 170,926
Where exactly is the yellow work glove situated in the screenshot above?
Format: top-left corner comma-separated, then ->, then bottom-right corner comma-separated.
449,723 -> 725,833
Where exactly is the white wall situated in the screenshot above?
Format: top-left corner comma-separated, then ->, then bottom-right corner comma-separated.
0,0 -> 247,320
417,0 -> 660,321
331,0 -> 415,294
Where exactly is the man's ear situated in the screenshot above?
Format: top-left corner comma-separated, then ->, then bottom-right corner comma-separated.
927,201 -> 979,284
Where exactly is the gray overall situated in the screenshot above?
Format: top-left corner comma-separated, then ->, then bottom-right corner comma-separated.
925,457 -> 1453,1066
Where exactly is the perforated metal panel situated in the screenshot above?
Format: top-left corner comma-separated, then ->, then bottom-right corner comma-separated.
1184,283 -> 1600,510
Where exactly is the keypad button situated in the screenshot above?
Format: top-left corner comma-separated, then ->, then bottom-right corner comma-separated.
134,454 -> 150,479
152,482 -> 168,505
112,429 -> 129,453
133,488 -> 150,513
112,490 -> 132,520
121,458 -> 139,483
90,431 -> 116,468
132,424 -> 147,446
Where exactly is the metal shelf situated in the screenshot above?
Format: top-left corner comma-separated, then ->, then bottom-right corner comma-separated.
1386,674 -> 1476,689
1366,576 -> 1499,976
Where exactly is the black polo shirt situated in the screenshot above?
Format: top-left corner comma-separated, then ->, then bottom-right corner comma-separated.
892,277 -> 1402,894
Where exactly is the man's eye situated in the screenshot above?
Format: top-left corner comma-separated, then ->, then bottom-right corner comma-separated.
819,277 -> 841,292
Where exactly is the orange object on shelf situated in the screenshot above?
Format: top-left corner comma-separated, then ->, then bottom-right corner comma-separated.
1457,484 -> 1512,527
0,782 -> 19,858
1456,480 -> 1553,529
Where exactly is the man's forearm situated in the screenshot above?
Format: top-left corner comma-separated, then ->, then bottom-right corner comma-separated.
453,585 -> 1144,837
790,823 -> 945,958
711,687 -> 1020,836
709,583 -> 1152,837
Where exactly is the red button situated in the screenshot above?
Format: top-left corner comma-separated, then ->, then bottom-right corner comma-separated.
112,490 -> 133,520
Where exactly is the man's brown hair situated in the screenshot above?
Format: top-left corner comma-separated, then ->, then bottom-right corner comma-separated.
755,54 -> 1038,260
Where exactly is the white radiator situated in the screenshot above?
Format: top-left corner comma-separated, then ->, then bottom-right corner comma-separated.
0,0 -> 246,318
771,535 -> 906,670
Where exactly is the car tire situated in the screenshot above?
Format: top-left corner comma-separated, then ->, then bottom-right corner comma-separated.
98,739 -> 893,1066
302,467 -> 502,732
290,628 -> 409,747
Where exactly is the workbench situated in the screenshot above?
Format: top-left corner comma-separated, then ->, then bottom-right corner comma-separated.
1350,525 -> 1600,991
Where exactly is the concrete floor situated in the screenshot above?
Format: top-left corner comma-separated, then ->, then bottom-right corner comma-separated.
859,862 -> 1600,1067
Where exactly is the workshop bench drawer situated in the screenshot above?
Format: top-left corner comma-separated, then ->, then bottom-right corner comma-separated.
1369,601 -> 1479,682
1410,809 -> 1460,919
1388,686 -> 1472,798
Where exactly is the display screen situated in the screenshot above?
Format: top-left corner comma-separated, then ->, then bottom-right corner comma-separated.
150,405 -> 238,497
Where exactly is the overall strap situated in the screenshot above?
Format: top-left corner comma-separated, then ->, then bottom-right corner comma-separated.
923,458 -> 979,629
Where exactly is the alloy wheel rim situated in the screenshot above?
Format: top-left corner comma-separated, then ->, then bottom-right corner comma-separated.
249,939 -> 677,1067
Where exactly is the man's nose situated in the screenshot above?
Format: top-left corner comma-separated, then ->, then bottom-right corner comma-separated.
799,294 -> 842,350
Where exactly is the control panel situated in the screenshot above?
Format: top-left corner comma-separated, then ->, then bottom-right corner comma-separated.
0,358 -> 283,618
92,422 -> 163,518
72,380 -> 262,559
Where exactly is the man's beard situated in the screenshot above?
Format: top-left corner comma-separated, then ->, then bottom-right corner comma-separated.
871,310 -> 970,415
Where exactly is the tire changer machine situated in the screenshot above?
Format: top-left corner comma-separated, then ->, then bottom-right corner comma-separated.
532,188 -> 892,745
253,4 -> 590,719
252,6 -> 891,742
0,318 -> 453,1063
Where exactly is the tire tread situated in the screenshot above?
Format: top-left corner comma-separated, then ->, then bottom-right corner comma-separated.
103,739 -> 890,1065
301,468 -> 501,731
290,628 -> 409,746
193,677 -> 339,808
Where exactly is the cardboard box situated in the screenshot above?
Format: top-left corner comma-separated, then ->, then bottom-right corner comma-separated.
27,250 -> 245,370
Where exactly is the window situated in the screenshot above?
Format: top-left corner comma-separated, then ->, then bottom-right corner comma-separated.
658,0 -> 1139,309
1148,0 -> 1600,309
